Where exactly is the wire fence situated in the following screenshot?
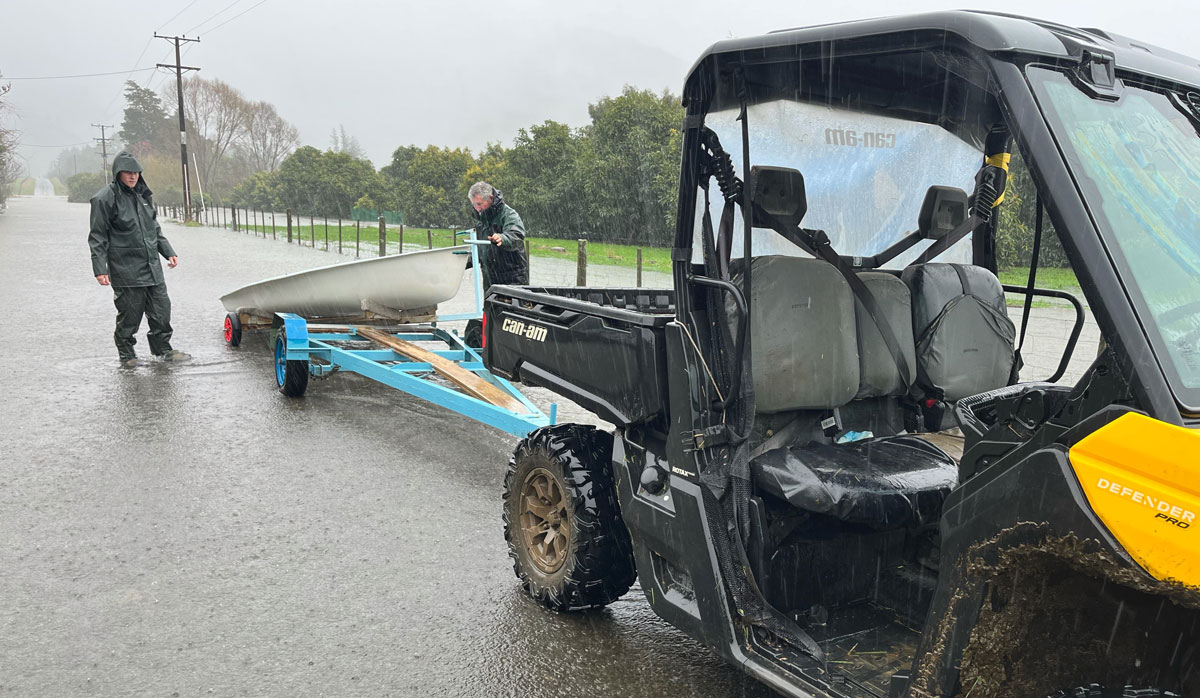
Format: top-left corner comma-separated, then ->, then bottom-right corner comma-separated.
158,203 -> 672,289
158,203 -> 1097,384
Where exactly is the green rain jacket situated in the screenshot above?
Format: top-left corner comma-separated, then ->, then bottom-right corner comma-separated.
89,152 -> 176,287
472,187 -> 528,288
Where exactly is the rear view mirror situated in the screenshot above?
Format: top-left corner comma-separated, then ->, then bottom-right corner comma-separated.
748,166 -> 807,229
918,186 -> 969,240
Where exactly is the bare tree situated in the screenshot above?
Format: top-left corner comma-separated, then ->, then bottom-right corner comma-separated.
0,78 -> 23,204
168,76 -> 252,193
241,101 -> 299,173
329,124 -> 367,160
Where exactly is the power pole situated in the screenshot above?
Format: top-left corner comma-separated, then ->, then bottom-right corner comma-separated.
91,123 -> 114,176
154,33 -> 200,222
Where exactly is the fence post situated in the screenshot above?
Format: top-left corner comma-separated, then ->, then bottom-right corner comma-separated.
231,207 -> 237,232
324,216 -> 329,251
338,219 -> 343,254
636,248 -> 643,287
427,229 -> 432,249
287,209 -> 293,243
398,224 -> 404,253
356,219 -> 360,257
311,216 -> 315,247
577,239 -> 587,286
378,216 -> 386,257
271,211 -> 276,240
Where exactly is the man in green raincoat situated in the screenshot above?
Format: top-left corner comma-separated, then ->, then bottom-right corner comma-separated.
465,181 -> 528,347
89,152 -> 189,367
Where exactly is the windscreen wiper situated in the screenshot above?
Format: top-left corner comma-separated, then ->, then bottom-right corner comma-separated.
1167,91 -> 1200,137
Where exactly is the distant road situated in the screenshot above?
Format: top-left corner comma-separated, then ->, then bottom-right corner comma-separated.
34,178 -> 54,196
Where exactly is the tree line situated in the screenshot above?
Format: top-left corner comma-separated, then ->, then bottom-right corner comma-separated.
63,77 -> 301,210
50,72 -> 1056,266
230,86 -> 684,246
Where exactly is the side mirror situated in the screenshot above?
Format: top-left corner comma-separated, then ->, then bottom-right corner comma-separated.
918,186 -> 969,240
748,166 -> 807,229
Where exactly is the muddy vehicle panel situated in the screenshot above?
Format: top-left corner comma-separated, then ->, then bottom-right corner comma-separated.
484,10 -> 1200,698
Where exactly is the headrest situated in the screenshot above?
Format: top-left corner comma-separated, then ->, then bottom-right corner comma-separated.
918,186 -> 969,240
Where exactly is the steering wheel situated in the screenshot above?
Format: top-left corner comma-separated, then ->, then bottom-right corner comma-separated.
1158,300 -> 1200,330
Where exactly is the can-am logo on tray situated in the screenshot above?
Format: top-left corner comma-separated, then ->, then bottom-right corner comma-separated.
501,317 -> 548,343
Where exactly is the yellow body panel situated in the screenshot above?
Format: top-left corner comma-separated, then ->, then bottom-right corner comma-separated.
1069,412 -> 1200,587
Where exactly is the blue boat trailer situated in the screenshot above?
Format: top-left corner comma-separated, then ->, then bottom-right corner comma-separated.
267,238 -> 555,437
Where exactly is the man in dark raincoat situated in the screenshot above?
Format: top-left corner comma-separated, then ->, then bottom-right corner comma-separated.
89,152 -> 188,367
465,181 -> 528,347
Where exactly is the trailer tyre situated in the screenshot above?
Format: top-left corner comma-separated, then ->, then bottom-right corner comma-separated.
503,424 -> 636,611
224,313 -> 242,347
274,330 -> 309,397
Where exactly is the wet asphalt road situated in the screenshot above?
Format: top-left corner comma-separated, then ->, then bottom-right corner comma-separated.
0,196 -> 777,698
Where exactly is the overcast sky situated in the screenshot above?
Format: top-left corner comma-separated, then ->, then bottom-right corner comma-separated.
3,0 -> 1198,177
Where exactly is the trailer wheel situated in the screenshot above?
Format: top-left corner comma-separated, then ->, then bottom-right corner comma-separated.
503,424 -> 635,611
274,329 -> 308,397
223,313 -> 242,347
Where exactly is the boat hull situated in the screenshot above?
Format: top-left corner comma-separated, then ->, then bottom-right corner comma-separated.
220,245 -> 469,319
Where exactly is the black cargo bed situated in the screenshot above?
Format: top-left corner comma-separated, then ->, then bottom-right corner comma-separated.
483,286 -> 675,427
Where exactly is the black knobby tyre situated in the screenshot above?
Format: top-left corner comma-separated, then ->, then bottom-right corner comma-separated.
274,330 -> 309,397
503,424 -> 636,611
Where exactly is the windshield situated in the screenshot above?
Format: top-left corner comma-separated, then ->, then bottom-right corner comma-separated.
696,100 -> 980,266
1028,67 -> 1200,408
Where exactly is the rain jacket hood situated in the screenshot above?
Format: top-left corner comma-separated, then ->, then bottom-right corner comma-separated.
111,151 -> 154,200
482,187 -> 506,216
472,187 -> 528,288
111,151 -> 143,177
89,152 -> 174,286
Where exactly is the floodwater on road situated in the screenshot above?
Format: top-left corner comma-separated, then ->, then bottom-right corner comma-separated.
0,196 -> 776,697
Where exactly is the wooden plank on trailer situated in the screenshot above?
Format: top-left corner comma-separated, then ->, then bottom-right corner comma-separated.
356,327 -> 527,413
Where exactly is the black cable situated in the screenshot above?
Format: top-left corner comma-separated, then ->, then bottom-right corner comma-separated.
157,0 -> 203,32
4,67 -> 156,80
185,0 -> 243,35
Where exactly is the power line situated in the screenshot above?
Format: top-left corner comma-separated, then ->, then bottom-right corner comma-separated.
203,0 -> 269,36
157,0 -> 204,32
102,35 -> 157,118
185,0 -> 243,35
4,67 -> 156,81
19,142 -> 91,148
155,33 -> 201,222
92,124 -> 115,175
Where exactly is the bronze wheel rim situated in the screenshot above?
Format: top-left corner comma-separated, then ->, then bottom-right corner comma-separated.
520,467 -> 570,574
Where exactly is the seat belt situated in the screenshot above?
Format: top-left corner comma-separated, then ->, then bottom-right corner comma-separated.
912,147 -> 1011,266
1012,193 -> 1043,380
